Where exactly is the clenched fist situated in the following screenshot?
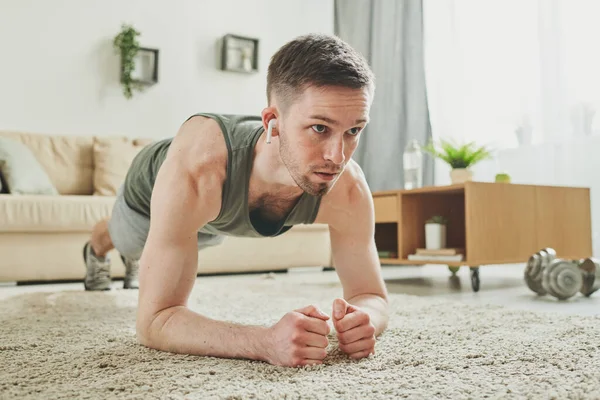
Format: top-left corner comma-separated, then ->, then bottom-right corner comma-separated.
332,298 -> 376,359
265,305 -> 331,367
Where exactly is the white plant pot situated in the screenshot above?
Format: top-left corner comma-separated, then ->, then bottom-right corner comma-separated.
425,223 -> 447,250
450,168 -> 473,184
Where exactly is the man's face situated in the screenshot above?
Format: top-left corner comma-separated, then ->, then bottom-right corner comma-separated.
278,85 -> 371,197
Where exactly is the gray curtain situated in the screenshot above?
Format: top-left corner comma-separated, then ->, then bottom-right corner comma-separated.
335,0 -> 433,192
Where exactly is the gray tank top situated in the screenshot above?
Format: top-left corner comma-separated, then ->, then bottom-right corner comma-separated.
122,113 -> 322,238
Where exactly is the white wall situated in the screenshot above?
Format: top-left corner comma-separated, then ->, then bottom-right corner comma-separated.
0,0 -> 334,139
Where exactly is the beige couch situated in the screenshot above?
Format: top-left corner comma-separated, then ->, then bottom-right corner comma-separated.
0,130 -> 332,283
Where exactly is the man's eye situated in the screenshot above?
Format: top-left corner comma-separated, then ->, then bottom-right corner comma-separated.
311,125 -> 327,133
348,127 -> 362,136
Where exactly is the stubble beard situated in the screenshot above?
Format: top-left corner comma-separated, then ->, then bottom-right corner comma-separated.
279,132 -> 333,197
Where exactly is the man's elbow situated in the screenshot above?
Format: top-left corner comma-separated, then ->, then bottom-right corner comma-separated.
135,306 -> 179,349
135,310 -> 157,348
371,291 -> 390,309
376,294 -> 390,334
378,291 -> 389,305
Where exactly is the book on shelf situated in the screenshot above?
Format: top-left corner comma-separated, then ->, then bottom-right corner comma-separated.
415,248 -> 464,256
407,253 -> 464,262
378,250 -> 398,259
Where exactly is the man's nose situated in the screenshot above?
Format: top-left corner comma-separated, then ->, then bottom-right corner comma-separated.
324,136 -> 345,165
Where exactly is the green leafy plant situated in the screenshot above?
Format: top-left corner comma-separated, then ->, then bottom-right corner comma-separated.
113,24 -> 142,99
426,215 -> 448,225
422,139 -> 492,169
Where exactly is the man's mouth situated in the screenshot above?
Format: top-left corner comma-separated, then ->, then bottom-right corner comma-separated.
314,172 -> 338,181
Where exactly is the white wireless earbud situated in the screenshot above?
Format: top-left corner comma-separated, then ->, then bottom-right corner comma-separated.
266,119 -> 277,144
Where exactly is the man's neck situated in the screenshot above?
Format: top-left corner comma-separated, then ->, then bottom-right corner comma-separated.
251,133 -> 303,198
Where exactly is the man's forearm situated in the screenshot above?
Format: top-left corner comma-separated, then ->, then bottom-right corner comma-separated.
138,306 -> 269,362
347,294 -> 389,336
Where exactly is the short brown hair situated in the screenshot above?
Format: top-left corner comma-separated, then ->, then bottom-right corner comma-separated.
266,33 -> 374,110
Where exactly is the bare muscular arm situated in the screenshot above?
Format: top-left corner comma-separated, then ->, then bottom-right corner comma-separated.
134,118 -> 331,367
134,118 -> 268,361
316,161 -> 389,336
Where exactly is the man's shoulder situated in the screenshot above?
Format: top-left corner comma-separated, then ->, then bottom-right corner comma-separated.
173,115 -> 228,163
165,115 -> 229,185
151,115 -> 229,222
314,160 -> 374,226
186,112 -> 263,133
331,160 -> 370,201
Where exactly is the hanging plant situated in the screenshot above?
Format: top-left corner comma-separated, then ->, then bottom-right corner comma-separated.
113,24 -> 143,99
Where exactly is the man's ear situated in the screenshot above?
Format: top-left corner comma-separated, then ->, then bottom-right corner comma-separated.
261,107 -> 280,143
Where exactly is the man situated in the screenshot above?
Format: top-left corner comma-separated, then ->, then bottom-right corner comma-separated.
82,33 -> 389,367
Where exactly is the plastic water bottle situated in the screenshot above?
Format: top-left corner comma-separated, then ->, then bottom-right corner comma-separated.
403,139 -> 422,190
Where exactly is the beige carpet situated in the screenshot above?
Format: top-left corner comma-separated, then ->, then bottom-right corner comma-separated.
2,272 -> 600,400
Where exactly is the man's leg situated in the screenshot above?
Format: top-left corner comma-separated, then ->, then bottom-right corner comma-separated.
83,218 -> 114,291
91,218 -> 115,256
84,185 -> 149,291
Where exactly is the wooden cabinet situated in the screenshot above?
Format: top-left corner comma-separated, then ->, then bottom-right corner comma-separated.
372,182 -> 593,267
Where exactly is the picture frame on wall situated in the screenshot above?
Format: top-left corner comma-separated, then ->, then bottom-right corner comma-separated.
219,34 -> 259,73
129,47 -> 159,85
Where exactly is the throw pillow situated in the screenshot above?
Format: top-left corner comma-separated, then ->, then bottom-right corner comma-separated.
0,137 -> 59,195
0,167 -> 8,193
93,138 -> 148,196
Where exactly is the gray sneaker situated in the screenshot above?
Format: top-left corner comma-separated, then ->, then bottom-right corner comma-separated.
83,242 -> 112,291
121,255 -> 139,289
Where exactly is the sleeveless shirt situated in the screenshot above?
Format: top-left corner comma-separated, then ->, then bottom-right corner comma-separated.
122,113 -> 322,238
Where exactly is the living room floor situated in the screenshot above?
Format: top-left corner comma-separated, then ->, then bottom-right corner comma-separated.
2,264 -> 599,316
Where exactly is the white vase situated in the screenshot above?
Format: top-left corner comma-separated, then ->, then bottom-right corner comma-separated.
425,223 -> 447,250
450,168 -> 473,184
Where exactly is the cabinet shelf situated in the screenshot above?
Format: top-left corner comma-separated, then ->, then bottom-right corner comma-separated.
379,258 -> 469,267
373,182 -> 592,268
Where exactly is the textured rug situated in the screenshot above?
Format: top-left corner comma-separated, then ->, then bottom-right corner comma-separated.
2,272 -> 600,400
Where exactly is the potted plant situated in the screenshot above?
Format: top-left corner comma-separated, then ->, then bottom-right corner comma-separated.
425,215 -> 447,250
422,139 -> 492,184
113,23 -> 143,99
495,171 -> 511,183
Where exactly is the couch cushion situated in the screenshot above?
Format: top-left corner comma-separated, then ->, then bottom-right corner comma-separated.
133,138 -> 155,147
0,137 -> 59,195
0,131 -> 94,195
93,137 -> 150,196
0,194 -> 115,232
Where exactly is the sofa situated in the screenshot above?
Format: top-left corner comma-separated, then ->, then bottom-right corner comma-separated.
0,130 -> 332,283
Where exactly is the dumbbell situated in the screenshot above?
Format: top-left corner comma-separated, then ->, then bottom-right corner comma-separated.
524,248 -> 583,300
524,248 -> 555,296
579,257 -> 600,297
